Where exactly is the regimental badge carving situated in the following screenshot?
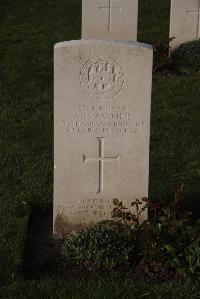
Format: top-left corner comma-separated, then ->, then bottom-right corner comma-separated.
80,57 -> 125,101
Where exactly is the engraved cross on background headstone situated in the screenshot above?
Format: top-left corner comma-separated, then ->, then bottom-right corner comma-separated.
99,0 -> 122,31
187,0 -> 200,39
83,137 -> 119,194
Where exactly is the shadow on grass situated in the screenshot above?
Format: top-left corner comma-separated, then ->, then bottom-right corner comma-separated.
22,208 -> 107,280
22,207 -> 63,279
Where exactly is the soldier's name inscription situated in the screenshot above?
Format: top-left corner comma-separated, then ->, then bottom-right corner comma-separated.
60,104 -> 148,135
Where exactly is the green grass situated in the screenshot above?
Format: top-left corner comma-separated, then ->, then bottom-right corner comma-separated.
150,75 -> 200,206
0,0 -> 200,297
138,0 -> 170,44
1,279 -> 200,299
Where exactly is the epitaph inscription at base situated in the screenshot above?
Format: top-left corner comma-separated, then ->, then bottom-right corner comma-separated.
54,40 -> 153,236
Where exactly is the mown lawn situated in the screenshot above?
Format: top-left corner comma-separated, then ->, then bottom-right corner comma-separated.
2,279 -> 200,299
0,0 -> 200,297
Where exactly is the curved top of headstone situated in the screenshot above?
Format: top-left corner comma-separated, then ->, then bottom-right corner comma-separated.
54,39 -> 152,51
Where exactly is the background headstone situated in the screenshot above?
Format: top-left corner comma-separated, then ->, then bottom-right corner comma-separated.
82,0 -> 138,41
54,40 -> 152,236
170,0 -> 200,50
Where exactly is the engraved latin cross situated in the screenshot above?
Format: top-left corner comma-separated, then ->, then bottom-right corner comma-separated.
99,0 -> 122,31
187,0 -> 200,39
83,137 -> 119,194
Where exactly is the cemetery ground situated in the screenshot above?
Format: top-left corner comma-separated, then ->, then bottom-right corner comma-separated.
0,0 -> 200,297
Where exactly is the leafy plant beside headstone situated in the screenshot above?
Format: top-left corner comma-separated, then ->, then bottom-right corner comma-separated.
183,239 -> 200,282
152,39 -> 200,75
171,39 -> 200,74
61,184 -> 200,282
153,40 -> 170,72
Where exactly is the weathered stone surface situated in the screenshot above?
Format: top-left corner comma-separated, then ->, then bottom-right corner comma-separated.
82,0 -> 138,41
54,40 -> 153,235
170,0 -> 200,50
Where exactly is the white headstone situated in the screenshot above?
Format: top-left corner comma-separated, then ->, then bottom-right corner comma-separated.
170,0 -> 200,50
54,40 -> 153,236
82,0 -> 138,41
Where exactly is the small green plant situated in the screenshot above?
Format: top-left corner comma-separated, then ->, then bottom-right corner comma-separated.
182,239 -> 200,282
134,185 -> 200,279
157,183 -> 184,230
172,39 -> 200,74
61,185 -> 200,281
112,198 -> 139,225
62,221 -> 136,269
